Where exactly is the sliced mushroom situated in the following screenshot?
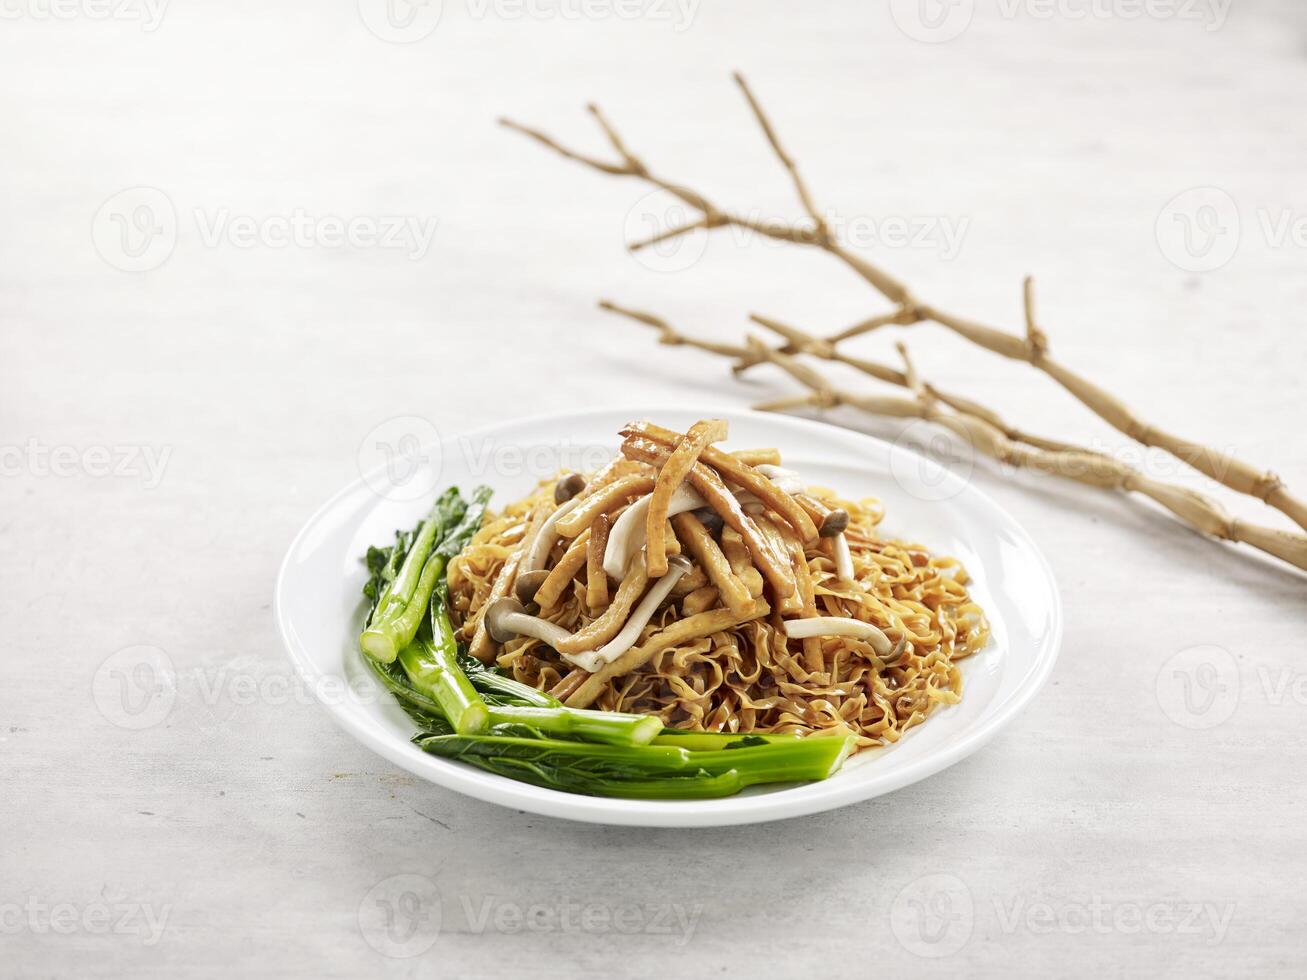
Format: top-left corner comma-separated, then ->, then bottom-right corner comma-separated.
523,497 -> 579,573
602,484 -> 705,580
783,616 -> 896,658
831,532 -> 856,584
819,509 -> 850,537
554,472 -> 586,503
513,569 -> 551,606
483,597 -> 572,648
566,554 -> 693,672
755,463 -> 806,495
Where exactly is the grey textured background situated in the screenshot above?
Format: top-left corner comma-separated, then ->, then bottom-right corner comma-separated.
3,1 -> 1306,976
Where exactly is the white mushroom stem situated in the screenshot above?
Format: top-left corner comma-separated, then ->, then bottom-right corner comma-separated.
523,497 -> 579,572
784,616 -> 895,658
831,532 -> 856,585
490,605 -> 573,648
565,556 -> 692,672
756,460 -> 854,583
603,485 -> 704,580
755,464 -> 806,495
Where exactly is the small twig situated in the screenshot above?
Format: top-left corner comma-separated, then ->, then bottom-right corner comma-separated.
598,300 -> 748,359
1023,276 -> 1050,359
731,71 -> 827,240
496,116 -> 634,177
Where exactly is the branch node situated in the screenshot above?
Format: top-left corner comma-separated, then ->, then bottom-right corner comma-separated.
1023,276 -> 1050,361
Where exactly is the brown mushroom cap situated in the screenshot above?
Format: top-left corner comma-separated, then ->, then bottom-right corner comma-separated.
818,509 -> 850,537
514,569 -> 551,606
484,597 -> 529,644
554,472 -> 586,504
482,595 -> 573,650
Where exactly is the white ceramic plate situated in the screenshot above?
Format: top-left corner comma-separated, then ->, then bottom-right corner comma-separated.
276,407 -> 1061,827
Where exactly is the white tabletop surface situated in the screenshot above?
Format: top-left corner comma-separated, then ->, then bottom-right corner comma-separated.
4,1 -> 1306,976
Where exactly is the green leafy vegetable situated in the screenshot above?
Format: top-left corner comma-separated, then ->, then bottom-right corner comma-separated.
484,705 -> 663,746
651,730 -> 800,751
360,487 -> 488,664
457,653 -> 561,708
415,728 -> 853,798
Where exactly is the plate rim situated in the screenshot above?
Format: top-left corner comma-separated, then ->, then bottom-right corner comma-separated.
275,404 -> 1063,827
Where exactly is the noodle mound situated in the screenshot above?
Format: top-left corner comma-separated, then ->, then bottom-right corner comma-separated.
448,455 -> 988,751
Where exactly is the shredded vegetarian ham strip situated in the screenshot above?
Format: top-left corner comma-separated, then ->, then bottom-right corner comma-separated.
644,418 -> 728,577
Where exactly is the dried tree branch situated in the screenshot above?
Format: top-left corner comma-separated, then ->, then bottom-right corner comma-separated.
501,75 -> 1307,536
602,302 -> 1307,572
